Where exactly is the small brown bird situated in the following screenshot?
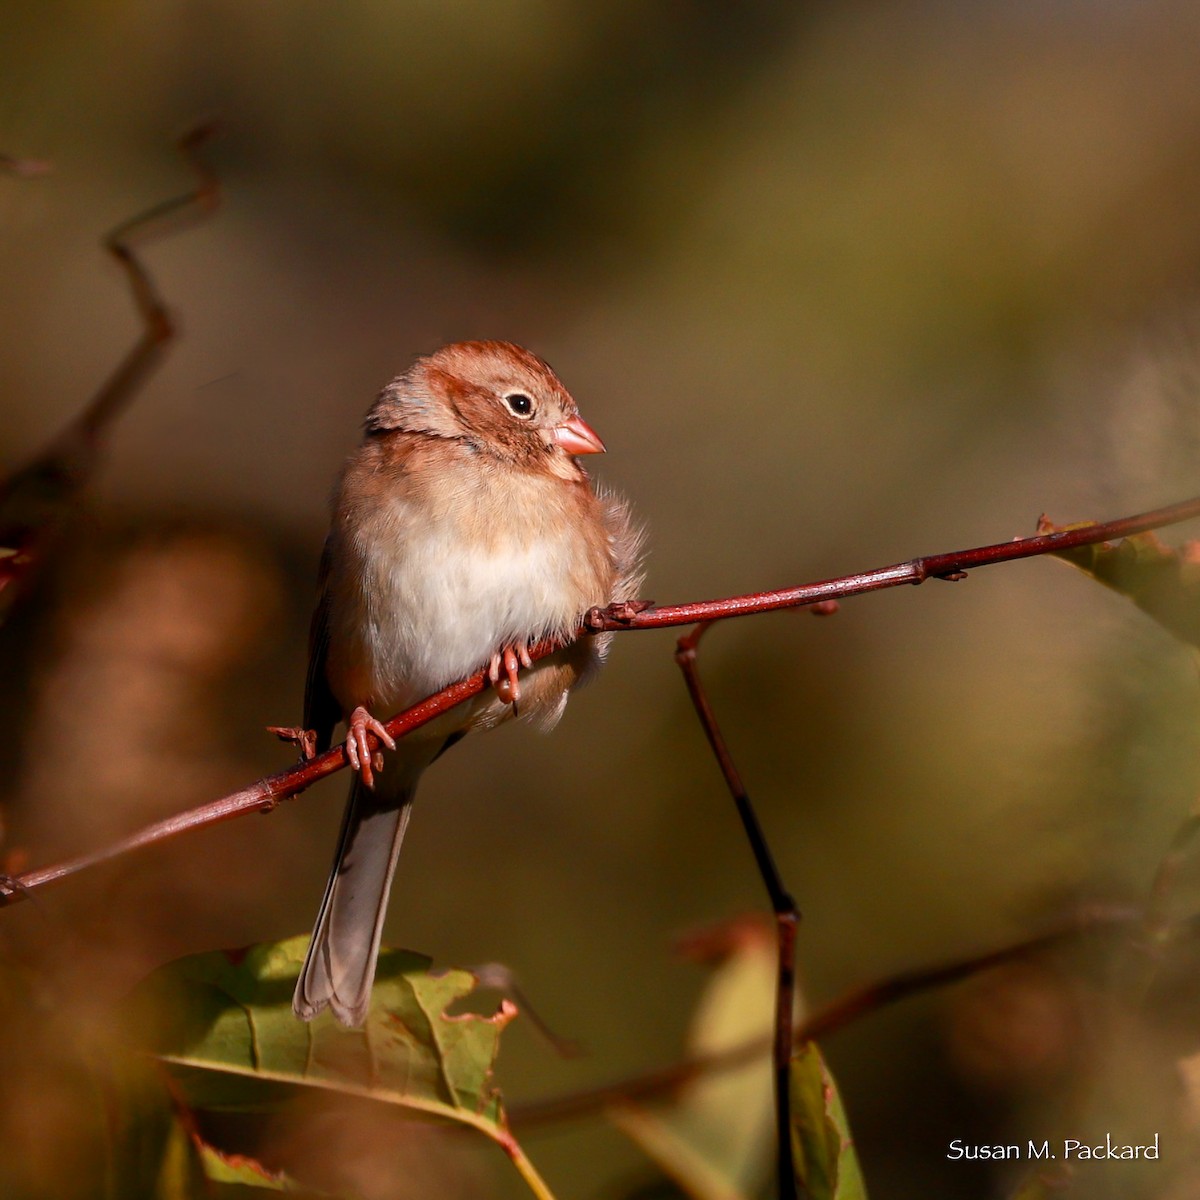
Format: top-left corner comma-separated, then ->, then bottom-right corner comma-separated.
293,341 -> 643,1026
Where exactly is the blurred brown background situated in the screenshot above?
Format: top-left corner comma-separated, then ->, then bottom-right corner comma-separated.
4,3 -> 1200,1197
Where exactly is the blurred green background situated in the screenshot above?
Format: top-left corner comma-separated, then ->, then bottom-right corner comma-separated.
4,2 -> 1200,1197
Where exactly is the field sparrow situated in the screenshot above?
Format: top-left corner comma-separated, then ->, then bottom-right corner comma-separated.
293,340 -> 643,1026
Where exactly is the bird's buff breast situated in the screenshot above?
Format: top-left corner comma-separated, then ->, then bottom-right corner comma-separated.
326,465 -> 610,715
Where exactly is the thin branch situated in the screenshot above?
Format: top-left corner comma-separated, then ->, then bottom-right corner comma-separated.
0,671 -> 489,905
675,624 -> 797,918
509,904 -> 1142,1130
675,622 -> 798,1200
3,495 -> 1200,904
0,124 -> 219,621
83,122 -> 220,438
583,494 -> 1200,632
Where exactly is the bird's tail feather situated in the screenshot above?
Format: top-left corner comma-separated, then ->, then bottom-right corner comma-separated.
293,768 -> 418,1026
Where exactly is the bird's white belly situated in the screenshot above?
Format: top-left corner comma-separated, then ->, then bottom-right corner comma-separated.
350,510 -> 590,712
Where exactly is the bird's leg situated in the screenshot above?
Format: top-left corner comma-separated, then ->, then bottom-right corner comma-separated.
488,642 -> 534,709
344,706 -> 396,790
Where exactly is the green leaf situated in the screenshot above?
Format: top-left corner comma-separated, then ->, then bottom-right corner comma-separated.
789,1042 -> 867,1200
127,936 -> 557,1200
107,1063 -> 339,1200
195,1138 -> 317,1193
1039,518 -> 1200,648
151,1118 -> 206,1200
147,1116 -> 334,1197
611,920 -> 776,1200
129,937 -> 507,1126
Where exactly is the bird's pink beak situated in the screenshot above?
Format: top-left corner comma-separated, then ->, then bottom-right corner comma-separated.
554,414 -> 606,456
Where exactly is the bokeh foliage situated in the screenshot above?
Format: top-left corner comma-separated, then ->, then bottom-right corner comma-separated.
5,3 -> 1200,1196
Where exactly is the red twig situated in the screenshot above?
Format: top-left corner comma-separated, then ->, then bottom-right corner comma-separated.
583,494 -> 1200,632
2,494 -> 1199,905
0,671 -> 488,904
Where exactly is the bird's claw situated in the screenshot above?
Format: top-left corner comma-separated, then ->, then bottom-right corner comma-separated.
488,642 -> 532,709
267,725 -> 319,762
0,873 -> 31,904
344,706 -> 396,789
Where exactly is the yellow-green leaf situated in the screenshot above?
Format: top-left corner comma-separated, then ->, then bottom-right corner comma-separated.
152,1118 -> 206,1200
611,920 -> 776,1199
196,1139 -> 318,1193
149,1116 -> 335,1197
1039,518 -> 1200,648
789,1042 -> 867,1200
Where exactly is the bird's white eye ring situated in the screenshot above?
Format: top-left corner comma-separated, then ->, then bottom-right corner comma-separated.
505,393 -> 534,418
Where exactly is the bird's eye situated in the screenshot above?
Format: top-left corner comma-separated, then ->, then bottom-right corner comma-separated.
505,393 -> 534,418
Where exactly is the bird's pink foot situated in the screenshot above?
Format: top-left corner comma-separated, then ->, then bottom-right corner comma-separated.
344,706 -> 396,789
488,642 -> 533,708
267,725 -> 319,761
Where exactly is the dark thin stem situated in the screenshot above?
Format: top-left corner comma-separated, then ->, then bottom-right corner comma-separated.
80,122 -> 220,440
510,904 -> 1141,1130
675,622 -> 799,1200
0,124 -> 220,619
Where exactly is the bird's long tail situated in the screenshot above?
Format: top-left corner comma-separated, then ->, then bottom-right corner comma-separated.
293,764 -> 420,1027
